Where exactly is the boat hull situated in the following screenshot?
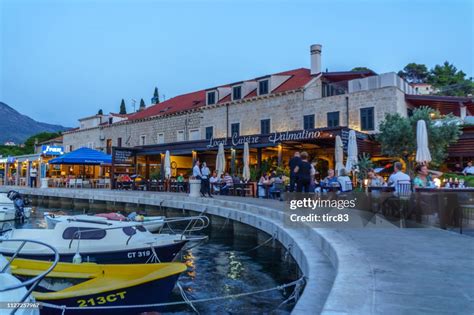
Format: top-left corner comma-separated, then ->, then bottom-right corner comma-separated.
38,273 -> 181,315
0,240 -> 187,264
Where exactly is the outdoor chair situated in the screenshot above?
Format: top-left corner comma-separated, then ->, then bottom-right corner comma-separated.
104,179 -> 111,189
381,180 -> 413,227
75,179 -> 83,188
269,183 -> 286,200
67,179 -> 76,188
96,179 -> 105,189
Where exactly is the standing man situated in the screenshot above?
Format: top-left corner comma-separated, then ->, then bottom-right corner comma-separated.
201,162 -> 213,198
288,152 -> 301,192
29,165 -> 38,188
293,152 -> 312,193
192,160 -> 205,197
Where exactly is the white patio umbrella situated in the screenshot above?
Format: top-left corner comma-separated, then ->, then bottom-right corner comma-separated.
164,150 -> 171,179
345,130 -> 358,172
335,135 -> 345,175
416,120 -> 431,164
216,143 -> 226,177
242,142 -> 250,181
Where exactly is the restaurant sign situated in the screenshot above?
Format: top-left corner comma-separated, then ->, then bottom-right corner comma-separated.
113,148 -> 135,164
207,129 -> 322,148
41,145 -> 64,156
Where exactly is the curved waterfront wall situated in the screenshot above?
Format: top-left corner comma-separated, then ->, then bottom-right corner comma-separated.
0,188 -> 376,314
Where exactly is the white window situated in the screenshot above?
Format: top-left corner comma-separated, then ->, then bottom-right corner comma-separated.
189,129 -> 200,141
87,142 -> 94,148
177,130 -> 185,142
157,133 -> 165,144
140,135 -> 146,145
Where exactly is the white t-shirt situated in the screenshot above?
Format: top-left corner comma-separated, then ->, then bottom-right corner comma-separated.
201,166 -> 210,179
388,171 -> 411,191
338,176 -> 352,192
30,168 -> 38,178
463,166 -> 474,175
192,165 -> 202,178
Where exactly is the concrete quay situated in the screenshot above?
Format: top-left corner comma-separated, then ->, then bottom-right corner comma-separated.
1,186 -> 473,315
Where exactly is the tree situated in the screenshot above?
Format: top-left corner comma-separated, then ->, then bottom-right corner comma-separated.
23,132 -> 62,153
139,99 -> 146,111
351,67 -> 373,72
97,109 -> 103,115
376,107 -> 462,174
427,61 -> 473,96
152,87 -> 160,104
119,99 -> 127,114
397,63 -> 429,83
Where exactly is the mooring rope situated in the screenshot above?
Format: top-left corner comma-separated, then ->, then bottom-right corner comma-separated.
216,215 -> 230,232
177,281 -> 200,314
145,244 -> 161,264
242,233 -> 276,253
39,277 -> 305,312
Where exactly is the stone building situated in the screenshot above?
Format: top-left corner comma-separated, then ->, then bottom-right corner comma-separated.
61,44 -> 473,177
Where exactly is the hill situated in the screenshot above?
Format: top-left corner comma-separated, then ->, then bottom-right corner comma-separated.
0,102 -> 68,144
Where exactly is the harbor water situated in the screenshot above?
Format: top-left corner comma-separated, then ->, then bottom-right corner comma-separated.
14,201 -> 302,314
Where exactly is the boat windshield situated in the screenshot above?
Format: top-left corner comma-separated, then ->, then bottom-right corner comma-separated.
62,227 -> 106,240
122,225 -> 146,236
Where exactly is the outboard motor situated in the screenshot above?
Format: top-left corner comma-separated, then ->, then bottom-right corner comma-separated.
7,190 -> 27,222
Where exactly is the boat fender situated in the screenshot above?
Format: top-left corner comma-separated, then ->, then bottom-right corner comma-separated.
73,253 -> 82,264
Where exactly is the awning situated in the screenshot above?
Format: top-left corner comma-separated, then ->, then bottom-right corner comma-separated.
49,147 -> 111,165
16,154 -> 42,163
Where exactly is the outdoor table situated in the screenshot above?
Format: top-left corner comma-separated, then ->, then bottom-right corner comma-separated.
257,183 -> 272,198
233,183 -> 255,197
90,178 -> 100,188
415,187 -> 474,193
149,180 -> 162,191
133,181 -> 147,191
211,182 -> 226,195
368,186 -> 395,193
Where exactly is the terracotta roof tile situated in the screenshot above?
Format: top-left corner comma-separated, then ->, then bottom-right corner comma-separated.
128,68 -> 314,121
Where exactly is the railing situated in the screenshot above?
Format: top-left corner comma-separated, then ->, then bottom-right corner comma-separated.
0,238 -> 60,315
158,213 -> 210,240
65,212 -> 210,251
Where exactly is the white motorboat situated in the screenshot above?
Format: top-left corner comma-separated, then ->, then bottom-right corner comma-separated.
0,218 -> 187,264
44,212 -> 165,233
0,237 -> 59,315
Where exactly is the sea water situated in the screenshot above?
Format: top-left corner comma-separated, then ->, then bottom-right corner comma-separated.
15,206 -> 300,314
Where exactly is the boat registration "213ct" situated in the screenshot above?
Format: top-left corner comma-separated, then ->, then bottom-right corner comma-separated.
77,291 -> 127,307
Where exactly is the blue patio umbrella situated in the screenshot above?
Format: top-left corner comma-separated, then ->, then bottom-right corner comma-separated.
49,147 -> 111,165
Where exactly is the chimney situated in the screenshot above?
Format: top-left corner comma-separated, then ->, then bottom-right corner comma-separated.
310,44 -> 322,75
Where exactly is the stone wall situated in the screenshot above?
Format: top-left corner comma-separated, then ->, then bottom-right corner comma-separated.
63,86 -> 408,151
63,111 -> 202,152
201,85 -> 408,137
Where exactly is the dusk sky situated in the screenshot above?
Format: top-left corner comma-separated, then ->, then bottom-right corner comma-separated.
1,0 -> 472,127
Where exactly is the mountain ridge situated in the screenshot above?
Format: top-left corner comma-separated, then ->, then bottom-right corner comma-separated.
0,102 -> 69,144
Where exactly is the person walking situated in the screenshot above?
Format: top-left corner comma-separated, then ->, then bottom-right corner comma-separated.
293,152 -> 312,193
29,165 -> 38,188
288,152 -> 301,192
201,162 -> 213,197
